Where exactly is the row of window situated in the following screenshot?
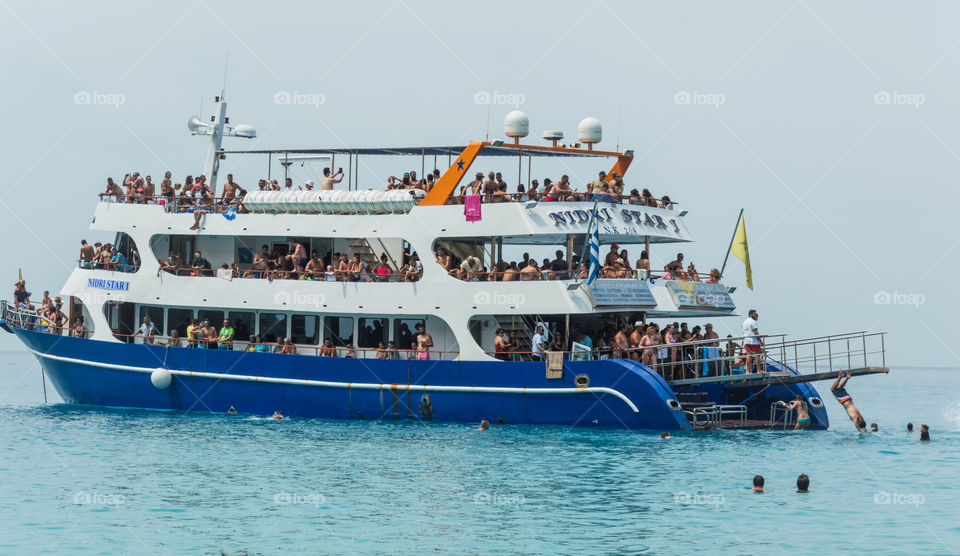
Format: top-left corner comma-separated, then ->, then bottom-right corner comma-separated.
136,305 -> 425,348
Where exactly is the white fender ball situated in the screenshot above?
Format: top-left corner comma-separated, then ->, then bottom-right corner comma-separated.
151,367 -> 173,389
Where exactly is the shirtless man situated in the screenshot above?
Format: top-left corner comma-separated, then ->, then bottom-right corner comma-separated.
80,240 -> 95,267
222,173 -> 241,202
778,395 -> 811,430
189,185 -> 215,230
103,177 -> 124,201
304,253 -> 324,278
336,254 -> 351,281
143,176 -> 155,201
520,260 -> 541,280
613,323 -> 631,359
629,321 -> 645,361
289,241 -> 308,273
831,370 -> 867,432
502,262 -> 519,281
252,245 -> 270,276
320,167 -> 344,190
548,175 -> 573,201
415,323 -> 433,361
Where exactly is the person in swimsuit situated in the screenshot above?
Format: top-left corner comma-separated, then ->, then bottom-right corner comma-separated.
640,325 -> 658,371
831,370 -> 867,432
778,395 -> 810,429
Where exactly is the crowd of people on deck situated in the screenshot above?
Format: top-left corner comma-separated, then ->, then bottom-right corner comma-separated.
99,166 -> 676,213
11,281 -> 87,337
78,240 -> 140,273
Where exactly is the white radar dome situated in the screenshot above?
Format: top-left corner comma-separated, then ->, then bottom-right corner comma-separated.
504,111 -> 529,140
578,117 -> 602,145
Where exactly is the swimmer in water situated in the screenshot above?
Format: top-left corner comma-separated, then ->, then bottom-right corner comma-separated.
269,411 -> 284,420
871,423 -> 879,432
796,474 -> 810,493
752,475 -> 764,493
830,370 -> 867,432
907,423 -> 914,433
777,395 -> 810,429
476,419 -> 490,431
660,432 -> 671,439
227,406 -> 238,415
920,424 -> 930,441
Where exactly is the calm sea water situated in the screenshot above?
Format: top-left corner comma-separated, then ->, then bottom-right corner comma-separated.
0,350 -> 957,555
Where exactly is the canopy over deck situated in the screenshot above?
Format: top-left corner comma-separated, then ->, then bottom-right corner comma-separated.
224,144 -> 628,158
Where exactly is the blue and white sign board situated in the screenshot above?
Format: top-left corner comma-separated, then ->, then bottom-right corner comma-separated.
87,278 -> 130,291
665,282 -> 735,311
589,279 -> 657,307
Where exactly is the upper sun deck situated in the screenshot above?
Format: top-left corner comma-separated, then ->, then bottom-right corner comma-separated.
96,140 -> 692,245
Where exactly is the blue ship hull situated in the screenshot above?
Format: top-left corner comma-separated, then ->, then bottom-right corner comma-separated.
10,329 -> 828,430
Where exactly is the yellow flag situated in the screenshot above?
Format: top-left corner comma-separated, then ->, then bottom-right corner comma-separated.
730,214 -> 753,290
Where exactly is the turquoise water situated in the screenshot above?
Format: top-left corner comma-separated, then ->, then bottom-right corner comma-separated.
0,350 -> 957,555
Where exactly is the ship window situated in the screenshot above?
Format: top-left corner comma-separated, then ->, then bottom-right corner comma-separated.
259,312 -> 288,343
198,310 -> 224,329
228,311 -> 255,343
138,305 -> 164,334
358,318 -> 388,348
323,316 -> 354,346
291,315 -> 319,344
167,308 -> 194,336
394,319 -> 424,351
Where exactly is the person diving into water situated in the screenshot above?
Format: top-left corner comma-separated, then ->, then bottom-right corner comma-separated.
831,370 -> 867,433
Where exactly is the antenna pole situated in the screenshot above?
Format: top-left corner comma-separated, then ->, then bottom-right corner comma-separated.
484,89 -> 492,141
719,208 -> 744,280
616,106 -> 622,152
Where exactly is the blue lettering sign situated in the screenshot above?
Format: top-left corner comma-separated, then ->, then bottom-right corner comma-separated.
87,278 -> 131,291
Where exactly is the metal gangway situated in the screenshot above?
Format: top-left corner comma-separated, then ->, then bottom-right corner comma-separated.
666,330 -> 888,387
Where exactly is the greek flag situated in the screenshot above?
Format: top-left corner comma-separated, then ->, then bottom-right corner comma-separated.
586,203 -> 600,286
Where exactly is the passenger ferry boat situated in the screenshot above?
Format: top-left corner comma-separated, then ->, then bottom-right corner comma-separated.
0,94 -> 889,430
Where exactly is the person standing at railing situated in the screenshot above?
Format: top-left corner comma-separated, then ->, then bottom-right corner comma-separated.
530,326 -> 546,362
741,309 -> 763,374
218,318 -> 235,350
778,396 -> 810,430
415,323 -> 433,361
71,316 -> 87,338
640,326 -> 658,371
103,177 -> 124,201
134,316 -> 156,345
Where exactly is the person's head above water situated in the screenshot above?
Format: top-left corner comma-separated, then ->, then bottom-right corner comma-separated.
752,475 -> 764,492
907,423 -> 914,432
921,430 -> 931,441
796,474 -> 810,493
660,431 -> 671,439
478,419 -> 490,431
871,423 -> 879,432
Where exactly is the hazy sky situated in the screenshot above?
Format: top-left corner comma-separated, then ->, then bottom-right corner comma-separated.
1,0 -> 957,367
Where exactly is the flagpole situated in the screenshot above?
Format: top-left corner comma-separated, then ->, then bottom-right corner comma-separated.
576,200 -> 600,284
718,208 -> 744,280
